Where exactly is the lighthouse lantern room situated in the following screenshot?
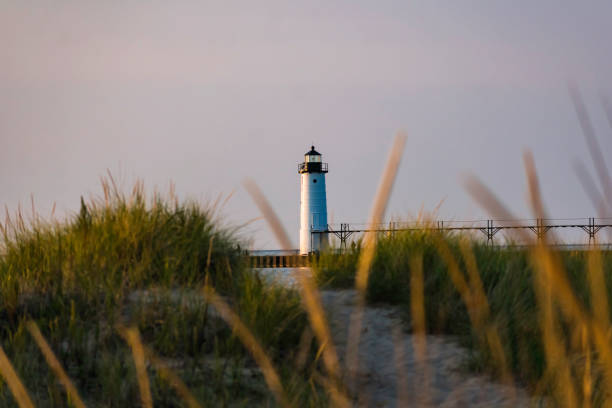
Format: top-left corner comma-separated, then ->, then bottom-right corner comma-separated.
299,146 -> 329,255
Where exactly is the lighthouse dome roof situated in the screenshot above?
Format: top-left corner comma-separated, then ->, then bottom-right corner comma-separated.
305,146 -> 321,156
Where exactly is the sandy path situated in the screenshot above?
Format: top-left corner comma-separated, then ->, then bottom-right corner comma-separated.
319,289 -> 531,407
136,269 -> 534,406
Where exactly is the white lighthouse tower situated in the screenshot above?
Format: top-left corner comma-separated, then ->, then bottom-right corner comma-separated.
299,146 -> 329,255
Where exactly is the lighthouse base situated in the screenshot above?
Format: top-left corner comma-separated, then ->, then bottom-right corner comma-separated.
299,229 -> 329,255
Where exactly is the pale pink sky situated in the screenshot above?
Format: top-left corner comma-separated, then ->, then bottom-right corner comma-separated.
2,1 -> 612,247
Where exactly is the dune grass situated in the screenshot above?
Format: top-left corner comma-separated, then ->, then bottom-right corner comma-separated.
313,228 -> 612,405
0,179 -> 324,407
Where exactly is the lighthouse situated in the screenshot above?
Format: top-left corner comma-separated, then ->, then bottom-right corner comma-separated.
299,146 -> 329,255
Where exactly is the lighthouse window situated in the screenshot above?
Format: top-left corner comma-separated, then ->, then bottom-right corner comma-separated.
306,155 -> 321,163
313,179 -> 317,183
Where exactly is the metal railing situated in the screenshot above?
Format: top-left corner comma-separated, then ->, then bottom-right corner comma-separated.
315,218 -> 612,249
298,162 -> 328,173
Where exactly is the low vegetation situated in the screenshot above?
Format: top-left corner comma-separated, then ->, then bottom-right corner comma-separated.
0,179 -> 322,407
314,228 -> 612,405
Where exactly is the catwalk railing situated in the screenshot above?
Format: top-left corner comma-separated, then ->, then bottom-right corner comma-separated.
313,217 -> 612,249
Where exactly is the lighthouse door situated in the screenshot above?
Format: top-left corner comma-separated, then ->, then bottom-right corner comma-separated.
310,213 -> 320,230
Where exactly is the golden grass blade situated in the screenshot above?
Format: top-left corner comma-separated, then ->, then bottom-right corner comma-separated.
435,232 -> 517,396
235,216 -> 264,229
458,239 -> 513,388
524,150 -> 579,406
346,132 -> 406,386
533,249 -> 597,333
242,179 -> 292,250
523,151 -> 547,223
168,181 -> 176,205
584,248 -> 612,403
295,327 -> 314,370
242,178 -> 349,407
355,132 -> 407,293
100,176 -> 110,207
311,371 -> 352,407
202,285 -> 290,408
146,349 -> 202,408
568,82 -> 612,202
220,189 -> 236,211
118,327 -> 202,408
523,157 -> 612,388
210,192 -> 224,218
118,326 -> 153,408
484,326 -> 510,381
433,236 -> 472,308
205,235 -> 215,281
582,324 -> 592,408
458,239 -> 488,327
467,150 -> 612,405
408,253 -> 431,407
0,346 -> 35,408
587,248 -> 609,329
523,151 -> 586,313
532,246 -> 578,407
588,319 -> 612,405
30,195 -> 36,226
463,175 -> 532,244
26,321 -> 86,408
466,166 -> 586,403
106,169 -> 121,200
292,271 -> 345,399
574,161 -> 612,241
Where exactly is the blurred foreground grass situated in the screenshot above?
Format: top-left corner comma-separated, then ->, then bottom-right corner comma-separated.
3,141 -> 612,406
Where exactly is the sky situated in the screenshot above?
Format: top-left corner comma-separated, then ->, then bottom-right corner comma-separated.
2,1 -> 612,248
